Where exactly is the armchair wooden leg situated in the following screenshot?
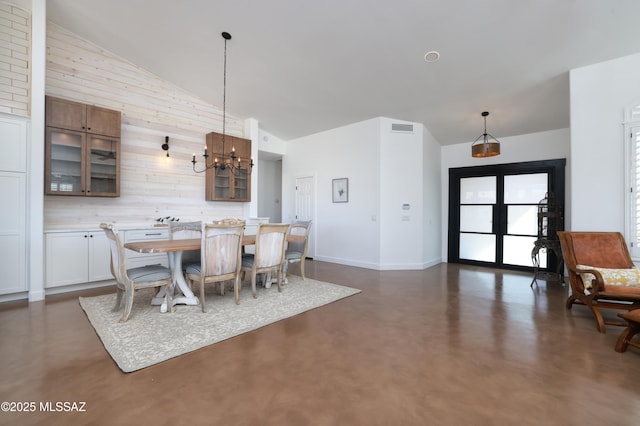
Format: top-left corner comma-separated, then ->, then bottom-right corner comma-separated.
616,310 -> 640,352
565,294 -> 577,310
587,305 -> 607,333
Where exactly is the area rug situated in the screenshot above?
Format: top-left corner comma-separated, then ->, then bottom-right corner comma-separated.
79,276 -> 360,373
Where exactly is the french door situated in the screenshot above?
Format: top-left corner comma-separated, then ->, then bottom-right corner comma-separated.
448,159 -> 565,272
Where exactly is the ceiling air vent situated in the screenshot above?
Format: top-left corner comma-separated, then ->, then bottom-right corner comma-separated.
391,123 -> 414,133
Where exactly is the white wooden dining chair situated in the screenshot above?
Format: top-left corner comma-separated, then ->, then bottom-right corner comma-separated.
168,220 -> 202,265
185,223 -> 245,311
282,220 -> 312,281
100,223 -> 173,322
241,223 -> 290,299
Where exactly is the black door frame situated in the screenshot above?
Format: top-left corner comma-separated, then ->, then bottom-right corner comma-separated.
448,158 -> 566,272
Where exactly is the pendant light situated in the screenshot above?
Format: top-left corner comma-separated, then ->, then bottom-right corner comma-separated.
192,32 -> 254,174
471,111 -> 501,158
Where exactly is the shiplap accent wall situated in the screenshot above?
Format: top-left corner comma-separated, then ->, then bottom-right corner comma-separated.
45,23 -> 248,228
0,2 -> 30,116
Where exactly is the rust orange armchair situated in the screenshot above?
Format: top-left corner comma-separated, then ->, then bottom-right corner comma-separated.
557,231 -> 640,333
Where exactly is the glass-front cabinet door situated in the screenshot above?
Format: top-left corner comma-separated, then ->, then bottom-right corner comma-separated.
87,135 -> 119,196
233,168 -> 249,200
45,127 -> 85,195
45,127 -> 120,197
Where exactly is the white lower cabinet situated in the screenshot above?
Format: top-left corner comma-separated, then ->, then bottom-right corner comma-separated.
0,116 -> 27,296
45,227 -> 169,289
45,231 -> 112,288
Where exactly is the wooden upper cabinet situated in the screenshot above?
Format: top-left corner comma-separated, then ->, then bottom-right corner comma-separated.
45,96 -> 121,197
45,96 -> 121,137
205,131 -> 252,202
45,97 -> 86,132
86,105 -> 121,138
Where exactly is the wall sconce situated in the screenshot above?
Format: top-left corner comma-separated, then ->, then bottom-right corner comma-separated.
162,136 -> 170,157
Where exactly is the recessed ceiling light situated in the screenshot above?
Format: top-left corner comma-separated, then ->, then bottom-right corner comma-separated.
424,51 -> 440,63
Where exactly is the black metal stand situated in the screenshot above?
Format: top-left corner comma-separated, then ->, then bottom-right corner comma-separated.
531,238 -> 564,286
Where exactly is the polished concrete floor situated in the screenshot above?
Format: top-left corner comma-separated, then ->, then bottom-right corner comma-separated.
1,261 -> 639,425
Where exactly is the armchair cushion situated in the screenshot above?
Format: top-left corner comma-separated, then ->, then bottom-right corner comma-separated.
576,264 -> 640,295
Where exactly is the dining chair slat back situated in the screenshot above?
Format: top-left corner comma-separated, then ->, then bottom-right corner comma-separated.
100,223 -> 172,322
241,223 -> 290,299
169,221 -> 202,265
185,223 -> 244,311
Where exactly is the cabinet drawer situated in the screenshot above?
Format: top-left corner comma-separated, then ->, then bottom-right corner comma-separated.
126,254 -> 167,269
124,229 -> 168,242
123,229 -> 169,267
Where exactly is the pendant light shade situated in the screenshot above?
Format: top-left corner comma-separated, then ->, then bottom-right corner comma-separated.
471,111 -> 501,158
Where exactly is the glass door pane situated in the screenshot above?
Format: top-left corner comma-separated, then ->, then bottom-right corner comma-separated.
507,205 -> 538,235
504,173 -> 548,204
49,129 -> 83,194
88,136 -> 118,195
460,206 -> 493,232
460,233 -> 496,262
503,173 -> 548,267
459,176 -> 496,263
503,235 -> 546,267
460,176 -> 497,204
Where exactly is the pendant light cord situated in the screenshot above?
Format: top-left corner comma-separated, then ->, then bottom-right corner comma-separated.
222,33 -> 228,151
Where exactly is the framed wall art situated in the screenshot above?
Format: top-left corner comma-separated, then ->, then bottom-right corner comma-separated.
332,178 -> 348,203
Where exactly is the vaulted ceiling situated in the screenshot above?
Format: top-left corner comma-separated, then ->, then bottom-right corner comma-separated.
45,0 -> 640,145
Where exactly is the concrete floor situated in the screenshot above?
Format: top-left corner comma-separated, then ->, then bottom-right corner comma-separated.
1,261 -> 639,425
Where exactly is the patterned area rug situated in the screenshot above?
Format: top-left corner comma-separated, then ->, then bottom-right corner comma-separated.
79,276 -> 360,373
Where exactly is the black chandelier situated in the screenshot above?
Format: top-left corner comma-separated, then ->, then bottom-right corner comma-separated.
192,32 -> 254,174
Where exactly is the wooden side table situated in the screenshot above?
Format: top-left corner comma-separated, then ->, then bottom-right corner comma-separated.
615,309 -> 640,353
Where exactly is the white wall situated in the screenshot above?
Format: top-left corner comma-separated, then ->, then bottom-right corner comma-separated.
569,52 -> 640,232
283,117 -> 442,270
283,118 -> 382,269
440,128 -> 570,260
257,158 -> 282,222
258,129 -> 287,156
379,118 -> 424,269
422,124 -> 443,267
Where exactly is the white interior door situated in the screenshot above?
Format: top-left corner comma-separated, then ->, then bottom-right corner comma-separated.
295,176 -> 314,258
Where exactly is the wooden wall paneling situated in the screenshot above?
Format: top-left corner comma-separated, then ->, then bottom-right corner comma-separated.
44,23 -> 249,229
